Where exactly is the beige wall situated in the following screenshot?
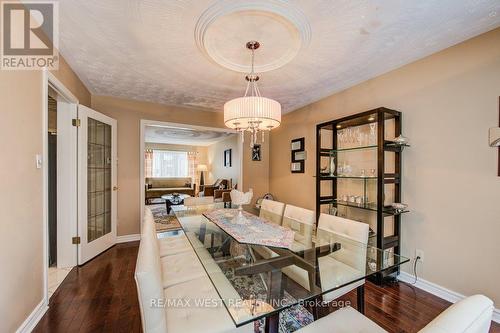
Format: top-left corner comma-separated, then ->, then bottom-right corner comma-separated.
207,135 -> 241,187
242,132 -> 270,204
91,96 -> 271,235
270,28 -> 500,305
0,61 -> 90,331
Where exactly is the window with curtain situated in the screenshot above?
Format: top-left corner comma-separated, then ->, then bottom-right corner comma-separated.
144,149 -> 153,178
187,151 -> 198,184
151,150 -> 189,177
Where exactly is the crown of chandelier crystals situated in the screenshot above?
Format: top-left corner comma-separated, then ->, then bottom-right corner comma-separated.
224,41 -> 281,147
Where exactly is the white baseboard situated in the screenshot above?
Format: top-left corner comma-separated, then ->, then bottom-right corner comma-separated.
116,234 -> 141,243
398,271 -> 500,323
16,300 -> 48,333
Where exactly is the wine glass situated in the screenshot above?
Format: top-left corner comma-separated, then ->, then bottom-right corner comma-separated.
355,127 -> 362,146
337,130 -> 345,146
369,123 -> 376,145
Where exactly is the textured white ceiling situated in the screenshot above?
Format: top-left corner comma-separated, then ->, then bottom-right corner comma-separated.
57,0 -> 500,113
145,125 -> 234,146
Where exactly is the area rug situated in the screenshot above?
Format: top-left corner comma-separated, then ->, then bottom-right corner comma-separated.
148,203 -> 182,232
147,198 -> 165,205
220,255 -> 314,332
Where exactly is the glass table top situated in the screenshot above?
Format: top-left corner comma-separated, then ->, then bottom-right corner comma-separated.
173,203 -> 409,327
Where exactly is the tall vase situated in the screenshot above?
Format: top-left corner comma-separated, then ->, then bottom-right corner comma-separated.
329,154 -> 335,176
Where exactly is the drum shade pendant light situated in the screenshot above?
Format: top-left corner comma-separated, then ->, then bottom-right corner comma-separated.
224,41 -> 281,147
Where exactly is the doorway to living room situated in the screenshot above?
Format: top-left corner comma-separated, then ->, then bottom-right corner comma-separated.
139,121 -> 242,232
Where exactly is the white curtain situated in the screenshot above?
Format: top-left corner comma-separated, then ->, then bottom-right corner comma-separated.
188,151 -> 198,185
144,149 -> 153,178
152,150 -> 188,177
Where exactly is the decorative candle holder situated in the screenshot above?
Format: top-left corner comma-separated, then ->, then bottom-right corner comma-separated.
229,189 -> 253,224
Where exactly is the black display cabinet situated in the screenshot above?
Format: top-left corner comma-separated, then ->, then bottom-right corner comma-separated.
315,107 -> 409,283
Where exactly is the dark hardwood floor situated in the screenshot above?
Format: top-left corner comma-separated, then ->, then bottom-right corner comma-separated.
34,242 -> 142,333
34,242 -> 499,333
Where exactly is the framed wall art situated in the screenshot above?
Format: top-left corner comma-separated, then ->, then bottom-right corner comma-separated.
224,149 -> 232,167
291,137 -> 305,173
252,144 -> 261,161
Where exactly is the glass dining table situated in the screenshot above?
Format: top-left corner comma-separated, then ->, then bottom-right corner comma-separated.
171,203 -> 409,333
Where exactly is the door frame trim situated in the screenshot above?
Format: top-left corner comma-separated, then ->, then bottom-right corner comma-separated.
139,119 -> 243,234
42,68 -> 79,308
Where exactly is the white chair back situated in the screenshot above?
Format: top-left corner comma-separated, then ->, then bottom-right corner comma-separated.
259,199 -> 285,225
282,204 -> 315,249
317,213 -> 369,303
419,295 -> 493,333
184,196 -> 214,206
317,213 -> 369,244
280,205 -> 316,291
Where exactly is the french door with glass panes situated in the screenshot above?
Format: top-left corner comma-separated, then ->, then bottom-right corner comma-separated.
77,105 -> 117,265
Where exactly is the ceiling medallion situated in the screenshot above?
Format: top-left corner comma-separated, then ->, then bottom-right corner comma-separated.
224,41 -> 281,147
195,0 -> 311,73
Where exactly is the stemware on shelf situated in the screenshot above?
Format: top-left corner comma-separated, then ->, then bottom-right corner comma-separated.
369,123 -> 377,145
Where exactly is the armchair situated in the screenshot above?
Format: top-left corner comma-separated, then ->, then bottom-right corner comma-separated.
201,179 -> 228,197
214,183 -> 237,202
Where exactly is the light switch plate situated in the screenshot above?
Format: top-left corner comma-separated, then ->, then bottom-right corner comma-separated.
36,154 -> 43,169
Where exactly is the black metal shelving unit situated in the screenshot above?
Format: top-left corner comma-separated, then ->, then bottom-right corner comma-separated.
315,107 -> 408,284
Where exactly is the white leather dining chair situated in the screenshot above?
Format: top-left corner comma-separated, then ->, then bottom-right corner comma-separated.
316,213 -> 369,303
280,204 -> 316,291
296,294 -> 494,333
184,196 -> 214,206
259,199 -> 285,225
282,204 -> 316,250
252,199 -> 286,260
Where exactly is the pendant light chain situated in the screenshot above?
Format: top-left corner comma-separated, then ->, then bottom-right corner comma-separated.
223,40 -> 282,148
247,45 -> 259,147
245,47 -> 260,98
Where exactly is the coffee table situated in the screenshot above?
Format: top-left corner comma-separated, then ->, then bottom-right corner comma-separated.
161,194 -> 190,214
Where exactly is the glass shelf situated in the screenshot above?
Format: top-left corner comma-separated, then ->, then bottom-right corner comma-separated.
320,145 -> 377,154
318,174 -> 377,180
385,141 -> 410,148
384,141 -> 410,152
320,141 -> 410,155
328,199 -> 409,216
332,200 -> 378,212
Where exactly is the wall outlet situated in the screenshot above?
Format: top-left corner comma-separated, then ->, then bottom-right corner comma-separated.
415,249 -> 424,263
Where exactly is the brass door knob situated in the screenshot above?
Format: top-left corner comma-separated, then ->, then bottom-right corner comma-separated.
113,186 -> 118,191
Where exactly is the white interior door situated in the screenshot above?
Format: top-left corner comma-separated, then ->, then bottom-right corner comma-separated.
78,105 -> 117,265
56,100 -> 78,268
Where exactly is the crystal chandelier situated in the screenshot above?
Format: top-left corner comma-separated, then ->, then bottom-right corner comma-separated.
224,41 -> 281,147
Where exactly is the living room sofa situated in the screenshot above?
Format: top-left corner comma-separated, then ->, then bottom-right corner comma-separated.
145,177 -> 195,203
